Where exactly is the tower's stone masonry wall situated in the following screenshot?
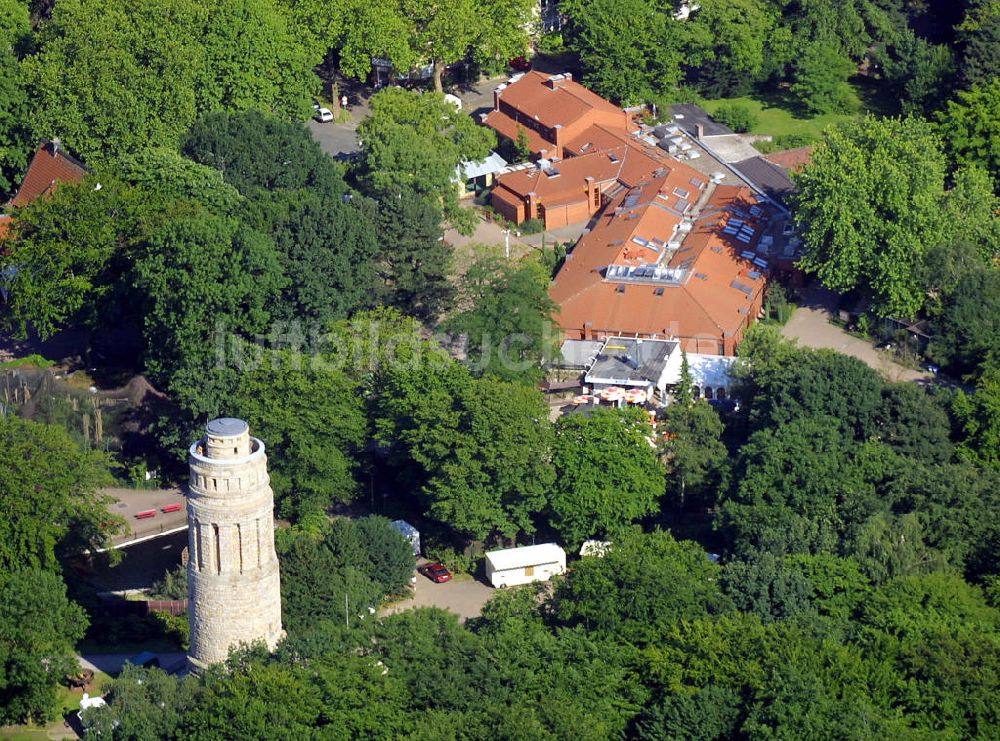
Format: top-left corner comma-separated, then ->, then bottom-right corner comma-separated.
187,419 -> 283,669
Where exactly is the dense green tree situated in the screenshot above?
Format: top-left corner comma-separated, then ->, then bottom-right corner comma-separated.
887,461 -> 1000,576
850,511 -> 949,585
941,164 -> 1000,262
682,0 -> 777,97
337,0 -> 535,92
879,31 -> 956,116
0,1 -> 30,194
0,415 -> 117,572
717,415 -> 889,557
634,686 -> 742,741
277,518 -> 413,634
374,189 -> 454,319
178,650 -> 327,739
114,148 -> 245,215
358,88 -> 494,233
229,351 -> 368,518
875,383 -> 953,464
793,117 -> 948,317
376,362 -> 555,540
938,78 -> 1000,186
372,608 -> 488,712
133,211 -> 286,420
0,178 -> 149,339
751,349 -> 885,440
660,399 -> 726,510
790,41 -> 857,115
253,190 -> 378,323
928,267 -> 1000,378
721,552 -> 815,624
561,0 -> 682,104
953,365 -> 1000,467
553,528 -> 730,643
0,569 -> 88,725
956,0 -> 1000,90
446,254 -> 556,383
23,0 -> 318,162
83,665 -> 201,740
550,408 -> 664,547
183,111 -> 347,198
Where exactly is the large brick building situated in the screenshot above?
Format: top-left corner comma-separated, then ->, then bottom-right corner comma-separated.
483,72 -> 773,356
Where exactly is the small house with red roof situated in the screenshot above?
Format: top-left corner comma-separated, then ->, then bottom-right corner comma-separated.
7,139 -> 88,209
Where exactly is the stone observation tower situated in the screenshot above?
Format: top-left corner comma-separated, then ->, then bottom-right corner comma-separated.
186,418 -> 283,670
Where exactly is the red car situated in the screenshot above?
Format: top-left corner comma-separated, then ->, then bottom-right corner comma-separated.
418,562 -> 453,583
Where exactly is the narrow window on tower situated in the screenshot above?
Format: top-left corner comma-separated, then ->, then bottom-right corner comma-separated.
256,518 -> 262,568
236,523 -> 244,574
194,521 -> 202,571
213,524 -> 221,574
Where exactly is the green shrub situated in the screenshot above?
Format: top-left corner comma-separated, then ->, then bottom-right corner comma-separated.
712,102 -> 758,133
536,33 -> 564,55
519,217 -> 545,235
0,354 -> 55,369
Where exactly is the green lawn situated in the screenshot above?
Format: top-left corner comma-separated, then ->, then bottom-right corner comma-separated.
700,78 -> 898,142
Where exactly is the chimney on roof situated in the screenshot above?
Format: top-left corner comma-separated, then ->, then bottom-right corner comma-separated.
50,138 -> 60,156
493,84 -> 506,111
695,124 -> 704,140
564,72 -> 572,82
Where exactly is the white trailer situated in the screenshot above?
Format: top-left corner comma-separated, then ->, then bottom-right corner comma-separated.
485,543 -> 566,588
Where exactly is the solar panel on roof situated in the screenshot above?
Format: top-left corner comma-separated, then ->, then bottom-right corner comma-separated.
675,198 -> 690,211
749,205 -> 763,216
753,257 -> 769,269
748,270 -> 762,279
723,226 -> 740,235
673,187 -> 690,198
736,233 -> 752,243
632,236 -> 648,246
740,250 -> 755,259
730,281 -> 754,296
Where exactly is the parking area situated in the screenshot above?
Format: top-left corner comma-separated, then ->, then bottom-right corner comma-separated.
781,289 -> 931,383
381,562 -> 495,622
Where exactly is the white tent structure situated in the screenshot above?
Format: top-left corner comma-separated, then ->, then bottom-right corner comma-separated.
485,544 -> 566,588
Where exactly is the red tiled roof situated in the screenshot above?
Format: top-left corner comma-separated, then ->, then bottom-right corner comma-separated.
482,110 -> 549,153
0,215 -> 12,240
551,183 -> 768,350
497,71 -> 624,130
9,141 -> 88,208
492,140 -> 687,214
762,146 -> 814,173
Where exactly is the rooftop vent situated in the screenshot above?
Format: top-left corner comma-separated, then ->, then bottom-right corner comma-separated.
543,166 -> 561,178
654,287 -> 665,296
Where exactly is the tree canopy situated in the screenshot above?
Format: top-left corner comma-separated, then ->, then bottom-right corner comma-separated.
22,0 -> 318,162
550,408 -> 664,547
